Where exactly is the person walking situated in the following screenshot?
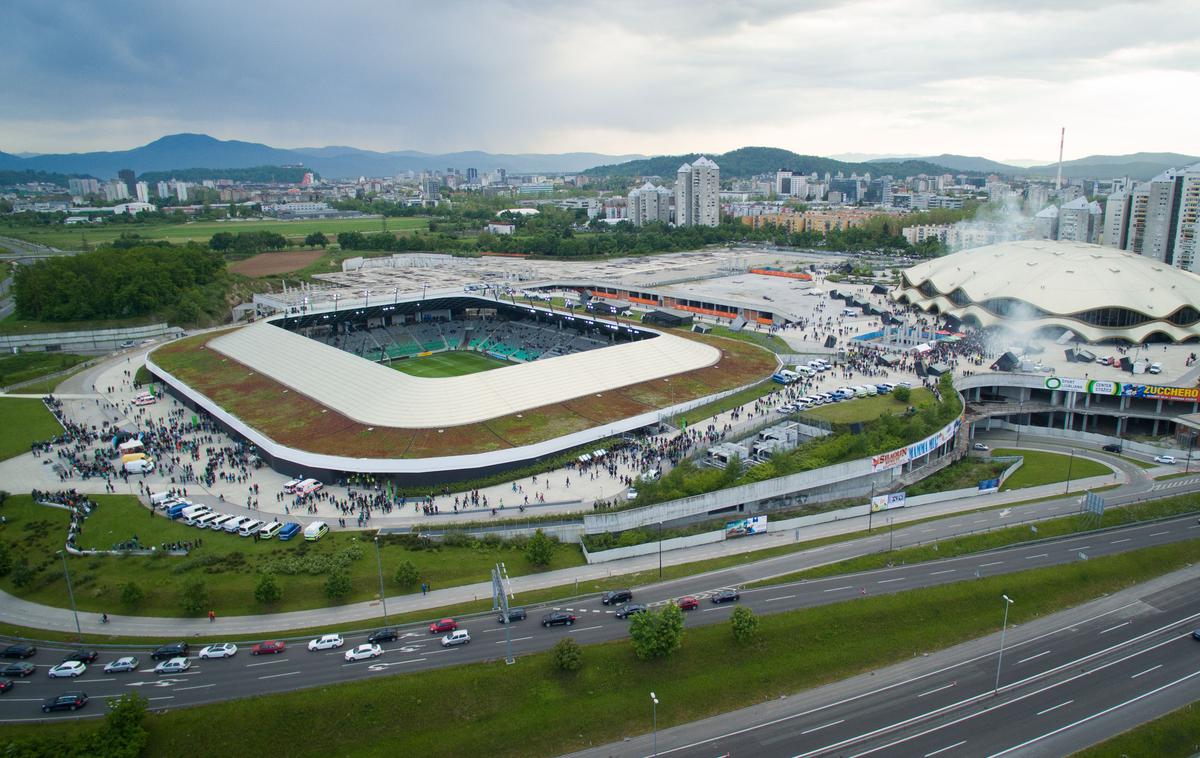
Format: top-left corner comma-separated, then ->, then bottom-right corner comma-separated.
208,609 -> 216,623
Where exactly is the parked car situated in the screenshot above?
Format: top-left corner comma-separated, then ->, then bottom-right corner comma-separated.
153,657 -> 191,674
497,608 -> 527,624
541,611 -> 577,627
3,662 -> 36,678
48,661 -> 87,679
1102,443 -> 1123,453
429,618 -> 458,634
441,630 -> 471,647
199,643 -> 238,659
972,443 -> 989,451
677,596 -> 699,610
308,634 -> 345,651
42,692 -> 88,713
615,603 -> 648,619
103,657 -> 139,674
711,589 -> 741,604
626,488 -> 639,500
1,644 -> 36,659
61,649 -> 98,664
601,589 -> 633,605
250,640 -> 286,656
367,628 -> 398,644
344,644 -> 383,662
151,642 -> 189,660
1154,455 -> 1177,464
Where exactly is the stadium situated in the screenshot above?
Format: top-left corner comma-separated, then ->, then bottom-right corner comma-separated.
895,240 -> 1200,344
146,293 -> 778,484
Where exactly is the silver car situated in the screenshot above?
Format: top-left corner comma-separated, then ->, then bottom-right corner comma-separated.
104,656 -> 140,674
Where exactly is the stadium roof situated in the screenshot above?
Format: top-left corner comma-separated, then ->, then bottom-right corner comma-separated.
895,240 -> 1200,343
208,320 -> 721,428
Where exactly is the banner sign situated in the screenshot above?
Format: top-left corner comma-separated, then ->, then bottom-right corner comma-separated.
872,417 -> 962,472
870,492 -> 907,512
725,516 -> 767,538
977,477 -> 1000,494
1044,377 -> 1199,403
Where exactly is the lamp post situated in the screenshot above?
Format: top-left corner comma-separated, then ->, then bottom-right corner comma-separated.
650,691 -> 659,757
1064,449 -> 1075,494
994,594 -> 1014,695
57,550 -> 82,640
888,516 -> 895,553
658,521 -> 663,579
373,536 -> 388,625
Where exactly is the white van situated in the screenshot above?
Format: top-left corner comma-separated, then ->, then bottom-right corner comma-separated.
124,459 -> 155,474
282,479 -> 303,493
1148,362 -> 1163,374
854,386 -> 869,398
303,521 -> 329,542
133,393 -> 156,406
208,514 -> 238,530
181,505 -> 210,524
223,516 -> 252,534
192,512 -> 222,528
258,521 -> 284,540
150,492 -> 174,507
238,519 -> 265,537
863,384 -> 878,396
296,479 -> 323,496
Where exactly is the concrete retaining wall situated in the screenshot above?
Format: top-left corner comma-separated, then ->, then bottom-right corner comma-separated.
0,323 -> 183,354
581,530 -> 726,564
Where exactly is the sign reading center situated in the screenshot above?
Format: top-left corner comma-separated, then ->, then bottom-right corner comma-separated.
1044,377 -> 1200,403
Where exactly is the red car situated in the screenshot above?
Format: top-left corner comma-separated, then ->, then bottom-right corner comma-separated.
677,596 -> 699,611
250,640 -> 286,655
429,618 -> 458,634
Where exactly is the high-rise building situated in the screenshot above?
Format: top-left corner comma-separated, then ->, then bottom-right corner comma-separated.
1126,170 -> 1183,264
1172,170 -> 1200,272
466,168 -> 479,183
118,169 -> 136,195
103,180 -> 130,202
1056,196 -> 1102,243
674,156 -> 720,227
1102,191 -> 1129,248
173,181 -> 188,203
1034,206 -> 1059,239
156,181 -> 171,199
775,170 -> 794,197
68,177 -> 100,197
1101,164 -> 1200,272
135,182 -> 150,204
627,182 -> 672,226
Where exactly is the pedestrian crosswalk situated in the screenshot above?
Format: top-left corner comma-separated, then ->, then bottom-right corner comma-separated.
1150,477 -> 1199,491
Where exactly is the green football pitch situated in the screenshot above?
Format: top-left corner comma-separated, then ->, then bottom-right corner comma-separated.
386,351 -> 510,378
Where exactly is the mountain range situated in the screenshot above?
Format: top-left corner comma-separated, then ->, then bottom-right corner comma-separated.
0,134 -> 646,180
581,147 -> 960,181
867,152 -> 1200,181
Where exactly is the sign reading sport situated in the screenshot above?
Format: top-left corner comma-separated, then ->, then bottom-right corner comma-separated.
1044,377 -> 1200,402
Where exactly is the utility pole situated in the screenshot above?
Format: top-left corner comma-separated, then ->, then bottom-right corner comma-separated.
58,551 -> 82,641
492,562 -> 515,665
374,536 -> 388,626
994,594 -> 1014,695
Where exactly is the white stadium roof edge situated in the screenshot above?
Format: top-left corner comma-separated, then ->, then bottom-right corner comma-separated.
206,318 -> 722,428
895,240 -> 1200,343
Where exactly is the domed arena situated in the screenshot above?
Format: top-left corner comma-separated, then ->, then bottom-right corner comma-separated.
894,240 -> 1200,343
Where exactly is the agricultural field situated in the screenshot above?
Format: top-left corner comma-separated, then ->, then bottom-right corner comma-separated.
228,249 -> 326,277
387,351 -> 508,378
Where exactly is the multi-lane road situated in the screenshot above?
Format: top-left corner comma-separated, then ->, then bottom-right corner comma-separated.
3,511 -> 1197,727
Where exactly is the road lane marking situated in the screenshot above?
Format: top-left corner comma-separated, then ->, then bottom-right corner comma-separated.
495,636 -> 532,644
765,595 -> 796,602
569,625 -> 602,633
147,696 -> 174,701
257,670 -> 300,680
924,740 -> 966,757
1074,545 -> 1091,550
1131,664 -> 1162,679
801,719 -> 844,735
823,585 -> 853,593
175,683 -> 215,692
878,578 -> 904,584
979,561 -> 1003,567
245,658 -> 290,667
917,682 -> 956,698
1017,651 -> 1051,664
1100,621 -> 1130,634
930,570 -> 956,576
1024,553 -> 1049,560
1036,699 -> 1073,716
1149,531 -> 1170,537
1111,538 -> 1131,544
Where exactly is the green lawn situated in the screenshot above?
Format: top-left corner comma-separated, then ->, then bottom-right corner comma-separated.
387,351 -> 509,378
993,448 -> 1112,490
0,351 -> 91,387
677,380 -> 780,426
0,216 -> 429,250
710,325 -> 791,353
906,456 -> 1009,496
0,397 -> 61,460
804,387 -> 934,424
7,538 -> 1197,758
0,495 -> 584,617
1073,700 -> 1200,758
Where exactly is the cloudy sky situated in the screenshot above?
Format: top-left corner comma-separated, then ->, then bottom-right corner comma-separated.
4,0 -> 1198,161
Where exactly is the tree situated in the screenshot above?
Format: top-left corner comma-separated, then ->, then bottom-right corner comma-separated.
120,581 -> 145,609
180,579 -> 208,614
325,571 -> 352,601
730,605 -> 759,644
9,558 -> 34,589
551,637 -> 583,672
0,543 -> 10,578
524,528 -> 555,567
893,385 -> 911,403
304,231 -> 328,248
393,560 -> 419,588
254,573 -> 281,605
629,602 -> 685,659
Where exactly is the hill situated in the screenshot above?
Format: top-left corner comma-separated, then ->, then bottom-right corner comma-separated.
0,134 -> 646,179
1021,152 -> 1200,181
870,153 -> 1021,174
582,146 -> 962,180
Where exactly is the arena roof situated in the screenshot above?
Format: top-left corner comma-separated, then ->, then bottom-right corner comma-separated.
896,240 -> 1200,343
208,319 -> 721,428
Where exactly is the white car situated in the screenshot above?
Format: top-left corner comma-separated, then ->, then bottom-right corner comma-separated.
1154,455 -> 1177,464
973,443 -> 989,451
48,661 -> 86,678
103,656 -> 139,674
343,644 -> 383,662
441,629 -> 471,647
308,634 -> 345,651
154,657 -> 192,674
626,488 -> 638,501
199,643 -> 238,659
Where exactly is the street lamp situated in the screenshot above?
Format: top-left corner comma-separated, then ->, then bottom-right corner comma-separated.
658,521 -> 663,579
650,691 -> 659,757
374,536 -> 388,625
994,594 -> 1014,695
1064,449 -> 1075,494
57,550 -> 82,640
888,516 -> 894,553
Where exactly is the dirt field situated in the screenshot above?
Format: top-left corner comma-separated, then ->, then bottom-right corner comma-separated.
228,250 -> 325,277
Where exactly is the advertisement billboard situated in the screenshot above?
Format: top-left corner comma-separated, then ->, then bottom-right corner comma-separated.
870,492 -> 907,513
977,477 -> 1000,494
872,417 -> 961,473
1044,377 -> 1199,403
725,516 -> 768,538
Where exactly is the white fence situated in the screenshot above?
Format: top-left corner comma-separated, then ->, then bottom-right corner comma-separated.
982,420 -> 1188,457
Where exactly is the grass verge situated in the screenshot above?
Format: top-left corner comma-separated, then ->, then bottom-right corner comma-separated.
0,397 -> 61,460
0,351 -> 91,387
993,448 -> 1111,490
710,325 -> 790,353
5,539 -> 1198,757
1071,700 -> 1200,758
803,387 -> 934,424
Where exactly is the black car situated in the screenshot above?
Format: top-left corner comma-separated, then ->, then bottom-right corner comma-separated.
497,607 -> 527,624
0,679 -> 13,694
541,612 -> 577,627
1102,443 -> 1123,453
601,589 -> 633,605
711,589 -> 741,604
614,603 -> 648,619
367,628 -> 398,644
42,692 -> 88,713
1192,629 -> 1200,641
2,662 -> 35,678
62,649 -> 99,664
1,644 -> 36,659
150,642 -> 189,661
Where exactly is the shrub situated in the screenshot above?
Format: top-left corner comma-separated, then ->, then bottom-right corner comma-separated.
180,579 -> 209,614
9,558 -> 34,589
524,529 -> 555,567
730,606 -> 759,644
551,637 -> 583,672
120,582 -> 145,609
254,574 -> 281,605
325,571 -> 352,601
629,602 -> 685,660
393,560 -> 419,588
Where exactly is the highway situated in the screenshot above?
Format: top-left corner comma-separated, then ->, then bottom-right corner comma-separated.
2,512 -> 1197,726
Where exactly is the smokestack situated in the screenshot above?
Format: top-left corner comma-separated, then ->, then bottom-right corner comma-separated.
1055,127 -> 1065,190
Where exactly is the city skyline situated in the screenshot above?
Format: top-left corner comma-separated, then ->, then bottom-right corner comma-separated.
3,0 -> 1198,159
